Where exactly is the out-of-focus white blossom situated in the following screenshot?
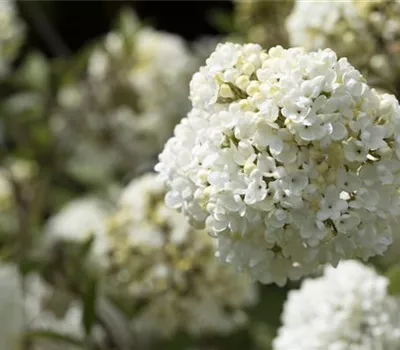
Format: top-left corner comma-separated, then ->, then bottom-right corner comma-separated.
0,0 -> 25,78
274,260 -> 400,350
0,264 -> 85,349
85,23 -> 196,160
52,12 -> 199,179
106,173 -> 258,338
25,274 -> 84,339
286,1 -> 400,86
156,42 -> 400,285
45,198 -> 111,262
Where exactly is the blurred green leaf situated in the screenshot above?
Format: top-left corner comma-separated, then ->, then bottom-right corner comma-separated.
208,8 -> 235,34
24,330 -> 84,347
250,284 -> 288,328
19,258 -> 45,276
386,263 -> 400,295
82,276 -> 98,335
79,234 -> 95,260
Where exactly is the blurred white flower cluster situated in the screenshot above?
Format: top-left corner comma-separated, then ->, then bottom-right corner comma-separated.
53,13 -> 197,176
86,25 -> 195,154
45,197 -> 110,263
157,42 -> 400,285
106,173 -> 258,338
0,264 -> 85,350
0,0 -> 24,78
274,260 -> 400,350
24,274 -> 84,341
286,0 -> 400,86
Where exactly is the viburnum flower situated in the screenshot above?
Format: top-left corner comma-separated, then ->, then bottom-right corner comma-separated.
52,10 -> 201,179
156,42 -> 400,285
274,260 -> 400,350
105,173 -> 258,338
286,0 -> 400,89
84,15 -> 196,160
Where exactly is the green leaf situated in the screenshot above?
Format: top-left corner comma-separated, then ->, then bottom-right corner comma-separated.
24,330 -> 84,347
208,8 -> 235,33
19,259 -> 45,276
82,276 -> 98,335
78,234 -> 95,259
386,263 -> 400,296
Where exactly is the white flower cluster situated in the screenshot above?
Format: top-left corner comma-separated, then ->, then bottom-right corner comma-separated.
45,198 -> 110,264
86,22 -> 195,159
0,0 -> 25,78
0,264 -> 84,350
156,42 -> 400,285
274,260 -> 400,350
286,1 -> 400,83
24,274 -> 84,341
106,173 -> 258,338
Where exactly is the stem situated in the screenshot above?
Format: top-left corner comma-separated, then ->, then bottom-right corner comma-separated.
18,1 -> 71,58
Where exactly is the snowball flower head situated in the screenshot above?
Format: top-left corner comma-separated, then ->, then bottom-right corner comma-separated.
274,260 -> 400,350
286,0 -> 400,83
106,173 -> 258,338
156,42 -> 400,285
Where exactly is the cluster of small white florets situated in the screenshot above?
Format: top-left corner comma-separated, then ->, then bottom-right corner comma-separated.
45,198 -> 110,265
0,0 -> 25,78
24,274 -> 85,342
0,264 -> 85,350
85,22 -> 195,158
286,0 -> 400,83
156,42 -> 400,285
274,260 -> 400,350
106,173 -> 258,338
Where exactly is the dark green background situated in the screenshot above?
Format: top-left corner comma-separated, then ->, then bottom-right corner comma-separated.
17,1 -> 233,59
